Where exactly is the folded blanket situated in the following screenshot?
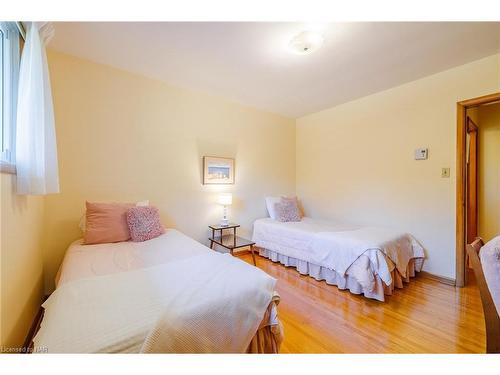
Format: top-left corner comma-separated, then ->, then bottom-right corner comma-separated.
310,227 -> 424,284
34,253 -> 276,353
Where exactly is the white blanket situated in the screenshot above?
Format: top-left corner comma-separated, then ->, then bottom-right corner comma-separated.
253,218 -> 424,286
34,252 -> 276,353
56,229 -> 209,287
480,236 -> 500,315
312,226 -> 417,278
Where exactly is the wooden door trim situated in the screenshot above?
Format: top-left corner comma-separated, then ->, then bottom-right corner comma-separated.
456,91 -> 500,287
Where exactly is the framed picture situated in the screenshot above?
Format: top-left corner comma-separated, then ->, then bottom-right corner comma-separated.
203,156 -> 235,185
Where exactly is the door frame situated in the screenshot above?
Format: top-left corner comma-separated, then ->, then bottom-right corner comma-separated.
456,92 -> 500,287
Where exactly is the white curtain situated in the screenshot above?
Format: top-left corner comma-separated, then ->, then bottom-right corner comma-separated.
16,22 -> 59,195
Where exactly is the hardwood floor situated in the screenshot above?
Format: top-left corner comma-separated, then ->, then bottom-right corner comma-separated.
240,253 -> 486,353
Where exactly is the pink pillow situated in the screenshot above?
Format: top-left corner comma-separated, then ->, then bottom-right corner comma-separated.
274,199 -> 301,222
281,196 -> 304,218
84,202 -> 135,245
126,206 -> 165,242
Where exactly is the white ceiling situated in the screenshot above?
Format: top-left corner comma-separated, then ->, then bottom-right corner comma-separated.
50,22 -> 500,118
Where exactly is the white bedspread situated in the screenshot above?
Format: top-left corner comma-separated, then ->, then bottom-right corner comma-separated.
56,229 -> 208,287
312,227 -> 418,278
35,231 -> 276,353
253,218 -> 424,286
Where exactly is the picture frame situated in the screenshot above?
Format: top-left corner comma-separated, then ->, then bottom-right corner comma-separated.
203,156 -> 235,185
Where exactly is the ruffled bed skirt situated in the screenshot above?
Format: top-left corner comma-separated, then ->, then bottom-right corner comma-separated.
258,247 -> 423,302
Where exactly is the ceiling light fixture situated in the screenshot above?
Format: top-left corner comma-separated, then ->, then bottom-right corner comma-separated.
288,30 -> 324,55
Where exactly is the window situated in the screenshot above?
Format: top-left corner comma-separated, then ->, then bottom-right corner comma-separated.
0,22 -> 20,167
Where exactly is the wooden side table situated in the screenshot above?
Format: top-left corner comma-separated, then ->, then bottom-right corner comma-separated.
208,223 -> 257,266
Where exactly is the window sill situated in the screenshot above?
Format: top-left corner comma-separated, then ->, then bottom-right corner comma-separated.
0,161 -> 16,174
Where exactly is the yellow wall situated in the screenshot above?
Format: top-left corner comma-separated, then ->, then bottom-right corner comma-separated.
42,51 -> 296,292
296,54 -> 500,279
0,173 -> 45,349
477,102 -> 500,242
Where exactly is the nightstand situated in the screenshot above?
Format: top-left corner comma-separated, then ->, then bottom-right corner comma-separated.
208,223 -> 257,266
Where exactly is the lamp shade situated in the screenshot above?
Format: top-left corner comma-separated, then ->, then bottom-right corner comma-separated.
217,193 -> 232,206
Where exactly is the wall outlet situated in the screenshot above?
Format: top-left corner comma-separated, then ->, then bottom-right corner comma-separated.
415,148 -> 428,160
441,168 -> 450,178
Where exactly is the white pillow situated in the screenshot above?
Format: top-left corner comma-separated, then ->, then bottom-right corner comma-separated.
265,197 -> 281,220
79,200 -> 149,232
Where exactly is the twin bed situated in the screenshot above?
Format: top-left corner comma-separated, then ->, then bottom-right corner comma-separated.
253,217 -> 424,301
34,229 -> 282,353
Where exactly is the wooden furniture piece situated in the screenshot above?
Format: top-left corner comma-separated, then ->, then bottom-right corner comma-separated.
466,237 -> 500,353
209,223 -> 256,265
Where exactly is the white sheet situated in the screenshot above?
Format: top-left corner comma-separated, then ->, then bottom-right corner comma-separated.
56,229 -> 207,287
252,217 -> 424,287
36,230 -> 277,353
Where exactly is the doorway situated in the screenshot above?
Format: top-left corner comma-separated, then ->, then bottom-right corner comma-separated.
456,92 -> 500,287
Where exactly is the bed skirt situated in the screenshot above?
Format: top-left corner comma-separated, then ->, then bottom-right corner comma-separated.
246,293 -> 283,353
258,247 -> 423,302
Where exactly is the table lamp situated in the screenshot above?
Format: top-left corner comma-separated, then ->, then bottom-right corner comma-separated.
217,193 -> 232,227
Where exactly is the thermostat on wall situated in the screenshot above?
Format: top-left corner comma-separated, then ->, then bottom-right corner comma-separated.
414,148 -> 428,160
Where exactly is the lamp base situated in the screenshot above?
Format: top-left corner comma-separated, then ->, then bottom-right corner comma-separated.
220,218 -> 229,227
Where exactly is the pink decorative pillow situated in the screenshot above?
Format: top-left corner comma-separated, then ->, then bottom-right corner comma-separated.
281,196 -> 304,218
126,206 -> 165,242
84,201 -> 135,245
274,199 -> 301,222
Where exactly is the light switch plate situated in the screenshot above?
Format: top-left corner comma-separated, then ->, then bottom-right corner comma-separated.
415,148 -> 428,160
441,168 -> 450,178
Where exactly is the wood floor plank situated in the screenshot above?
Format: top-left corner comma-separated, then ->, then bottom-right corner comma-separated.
239,253 -> 486,353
